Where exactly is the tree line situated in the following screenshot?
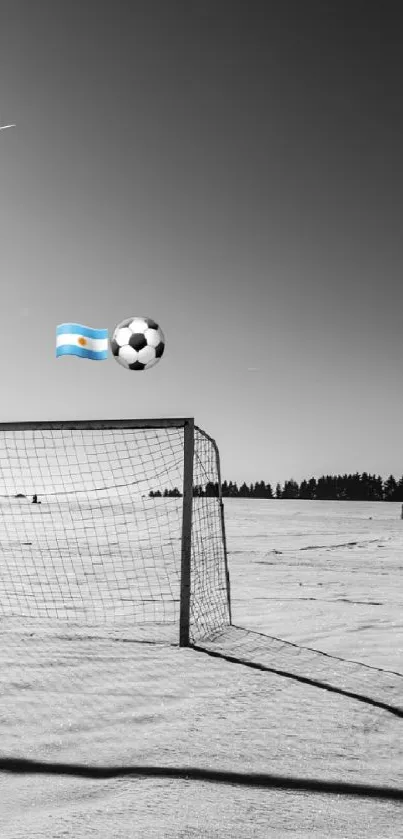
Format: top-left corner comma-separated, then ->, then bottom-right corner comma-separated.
149,473 -> 403,501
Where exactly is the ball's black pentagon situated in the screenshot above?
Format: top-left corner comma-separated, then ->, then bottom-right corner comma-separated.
129,360 -> 146,370
155,341 -> 165,359
110,338 -> 120,356
128,333 -> 147,351
145,317 -> 159,330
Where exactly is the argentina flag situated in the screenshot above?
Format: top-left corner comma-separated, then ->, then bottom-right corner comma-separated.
56,323 -> 109,360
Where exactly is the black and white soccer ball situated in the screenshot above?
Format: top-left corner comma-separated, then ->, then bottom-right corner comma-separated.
110,316 -> 165,370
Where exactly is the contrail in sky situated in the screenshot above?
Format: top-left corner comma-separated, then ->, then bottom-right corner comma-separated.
0,124 -> 16,131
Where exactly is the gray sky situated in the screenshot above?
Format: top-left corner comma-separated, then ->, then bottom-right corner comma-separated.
1,0 -> 402,486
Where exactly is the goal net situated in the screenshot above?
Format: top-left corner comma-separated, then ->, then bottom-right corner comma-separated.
0,418 -> 231,646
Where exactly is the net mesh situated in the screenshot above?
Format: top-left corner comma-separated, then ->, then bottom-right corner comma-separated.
0,426 -> 183,637
0,422 -> 230,644
190,427 -> 231,641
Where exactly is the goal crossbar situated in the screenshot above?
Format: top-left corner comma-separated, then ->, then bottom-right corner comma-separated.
0,418 -> 192,431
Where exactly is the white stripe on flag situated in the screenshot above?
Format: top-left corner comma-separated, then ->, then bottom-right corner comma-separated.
56,334 -> 108,352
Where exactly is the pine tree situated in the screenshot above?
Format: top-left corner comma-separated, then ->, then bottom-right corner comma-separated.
383,475 -> 397,501
299,480 -> 309,499
282,479 -> 299,499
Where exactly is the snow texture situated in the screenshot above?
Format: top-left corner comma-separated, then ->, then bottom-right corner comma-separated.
0,499 -> 402,838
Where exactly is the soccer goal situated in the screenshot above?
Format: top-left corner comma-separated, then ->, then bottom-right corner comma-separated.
0,418 -> 231,646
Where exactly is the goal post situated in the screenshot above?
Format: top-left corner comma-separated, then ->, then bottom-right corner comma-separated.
179,418 -> 194,647
0,418 -> 231,646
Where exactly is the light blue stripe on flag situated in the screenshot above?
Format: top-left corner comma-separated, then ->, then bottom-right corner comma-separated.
56,323 -> 109,360
56,323 -> 108,340
56,345 -> 109,360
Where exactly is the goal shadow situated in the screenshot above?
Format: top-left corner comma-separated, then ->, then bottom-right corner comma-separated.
192,624 -> 403,718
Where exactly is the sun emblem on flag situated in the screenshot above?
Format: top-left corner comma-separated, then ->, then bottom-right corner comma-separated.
78,337 -> 87,347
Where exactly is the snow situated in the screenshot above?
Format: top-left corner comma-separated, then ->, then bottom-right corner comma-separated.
225,499 -> 403,672
0,499 -> 402,837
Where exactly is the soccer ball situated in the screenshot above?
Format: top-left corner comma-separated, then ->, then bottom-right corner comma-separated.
110,316 -> 165,370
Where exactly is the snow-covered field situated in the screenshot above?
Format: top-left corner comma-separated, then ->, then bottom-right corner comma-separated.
225,499 -> 403,671
0,499 -> 402,838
